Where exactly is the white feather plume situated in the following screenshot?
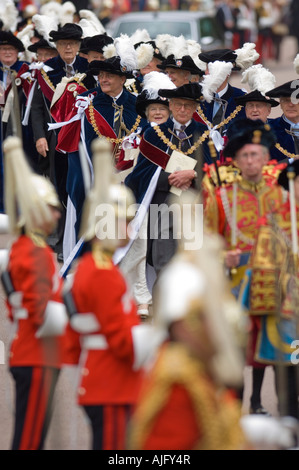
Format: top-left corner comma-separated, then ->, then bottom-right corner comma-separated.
79,19 -> 102,38
294,54 -> 299,75
17,24 -> 35,62
32,14 -> 58,43
241,64 -> 276,95
59,1 -> 76,26
186,39 -> 206,72
235,42 -> 260,71
130,28 -> 151,45
165,34 -> 188,59
114,34 -> 138,72
17,23 -> 34,41
201,61 -> 233,102
155,34 -> 174,59
0,0 -> 19,32
103,42 -> 116,59
142,70 -> 176,99
79,9 -> 106,34
40,1 -> 62,23
136,43 -> 154,69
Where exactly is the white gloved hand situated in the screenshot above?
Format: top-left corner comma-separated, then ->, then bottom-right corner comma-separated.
240,415 -> 298,449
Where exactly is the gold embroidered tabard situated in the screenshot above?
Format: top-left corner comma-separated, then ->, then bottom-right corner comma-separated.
248,225 -> 289,315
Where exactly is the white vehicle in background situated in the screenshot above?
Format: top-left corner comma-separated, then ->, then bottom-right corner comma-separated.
106,9 -> 229,50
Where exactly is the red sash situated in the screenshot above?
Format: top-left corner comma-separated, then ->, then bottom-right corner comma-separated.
193,110 -> 206,125
85,105 -> 117,143
37,69 -> 55,102
139,136 -> 171,170
56,102 -> 118,153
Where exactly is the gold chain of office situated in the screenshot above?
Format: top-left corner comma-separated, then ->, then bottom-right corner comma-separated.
153,125 -> 210,154
196,104 -> 243,130
152,105 -> 244,154
88,104 -> 142,144
274,143 -> 299,160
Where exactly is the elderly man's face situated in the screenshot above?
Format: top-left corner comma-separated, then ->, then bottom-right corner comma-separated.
56,39 -> 80,64
98,71 -> 126,97
245,101 -> 271,123
0,45 -> 19,66
36,47 -> 58,63
165,68 -> 190,87
169,98 -> 197,124
280,96 -> 299,124
140,57 -> 162,76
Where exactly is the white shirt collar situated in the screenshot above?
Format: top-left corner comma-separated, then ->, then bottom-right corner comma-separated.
172,117 -> 192,129
112,90 -> 124,101
283,115 -> 299,129
65,58 -> 76,68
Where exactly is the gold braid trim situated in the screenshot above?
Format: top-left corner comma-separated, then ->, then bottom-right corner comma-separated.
91,242 -> 113,269
88,103 -> 142,144
196,104 -> 243,130
41,69 -> 55,92
275,143 -> 299,160
153,125 -> 210,155
128,343 -> 245,450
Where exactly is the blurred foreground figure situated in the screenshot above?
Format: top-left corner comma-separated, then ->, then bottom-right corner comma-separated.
63,138 -> 163,450
1,136 -> 68,450
128,192 -> 247,450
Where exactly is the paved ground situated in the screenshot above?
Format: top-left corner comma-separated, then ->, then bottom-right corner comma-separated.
0,35 -> 297,450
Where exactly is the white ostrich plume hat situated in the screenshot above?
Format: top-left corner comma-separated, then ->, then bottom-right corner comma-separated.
142,70 -> 176,100
241,64 -> 276,95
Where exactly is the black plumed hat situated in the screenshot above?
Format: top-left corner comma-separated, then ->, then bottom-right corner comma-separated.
234,89 -> 279,108
0,31 -> 25,52
158,82 -> 203,102
157,54 -> 204,76
49,23 -> 83,42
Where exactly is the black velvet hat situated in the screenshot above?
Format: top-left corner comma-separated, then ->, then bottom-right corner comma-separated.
83,34 -> 114,54
198,48 -> 240,71
157,54 -> 204,76
158,82 -> 203,102
28,38 -> 57,53
49,23 -> 83,42
222,118 -> 277,158
277,160 -> 299,190
0,30 -> 25,52
88,56 -> 134,78
234,89 -> 279,108
265,80 -> 299,98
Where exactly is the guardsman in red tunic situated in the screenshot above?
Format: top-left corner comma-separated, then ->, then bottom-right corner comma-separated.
1,136 -> 68,450
203,118 -> 287,416
63,138 -> 163,450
